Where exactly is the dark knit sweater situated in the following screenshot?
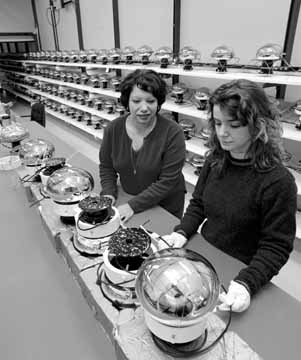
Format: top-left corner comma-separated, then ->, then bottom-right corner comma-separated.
174,155 -> 297,295
99,114 -> 186,217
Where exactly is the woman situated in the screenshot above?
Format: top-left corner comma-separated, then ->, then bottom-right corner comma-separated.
99,69 -> 186,222
163,79 -> 297,312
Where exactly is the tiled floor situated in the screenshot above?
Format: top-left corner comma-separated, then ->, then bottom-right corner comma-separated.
12,100 -> 301,301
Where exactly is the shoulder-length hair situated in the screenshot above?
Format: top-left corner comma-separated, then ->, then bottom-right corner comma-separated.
206,79 -> 284,172
119,69 -> 167,111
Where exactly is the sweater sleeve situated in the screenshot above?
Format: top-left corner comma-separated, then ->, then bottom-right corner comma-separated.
99,125 -> 118,199
128,127 -> 185,213
174,159 -> 211,238
234,171 -> 297,295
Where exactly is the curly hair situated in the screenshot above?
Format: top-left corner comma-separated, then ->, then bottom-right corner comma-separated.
207,79 -> 284,172
119,69 -> 167,111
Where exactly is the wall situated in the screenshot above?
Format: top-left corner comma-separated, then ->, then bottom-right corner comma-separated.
118,0 -> 173,49
0,0 -> 34,32
80,0 -> 114,50
35,0 -> 55,50
1,0 -> 300,102
178,0 -> 291,95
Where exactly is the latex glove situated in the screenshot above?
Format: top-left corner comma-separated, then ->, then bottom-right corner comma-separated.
118,203 -> 134,223
102,194 -> 116,206
160,232 -> 187,249
218,280 -> 251,313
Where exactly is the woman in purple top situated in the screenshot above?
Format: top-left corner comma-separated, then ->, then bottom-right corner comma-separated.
99,69 -> 186,222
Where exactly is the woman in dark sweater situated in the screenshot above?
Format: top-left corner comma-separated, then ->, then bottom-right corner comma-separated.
164,79 -> 297,312
99,69 -> 186,222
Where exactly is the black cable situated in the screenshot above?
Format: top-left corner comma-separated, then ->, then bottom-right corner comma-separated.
96,266 -> 138,311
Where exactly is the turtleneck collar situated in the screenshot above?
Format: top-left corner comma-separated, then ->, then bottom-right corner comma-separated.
227,152 -> 253,166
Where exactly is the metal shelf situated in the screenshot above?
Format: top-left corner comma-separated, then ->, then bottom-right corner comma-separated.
8,59 -> 301,86
46,108 -> 104,141
30,89 -> 119,121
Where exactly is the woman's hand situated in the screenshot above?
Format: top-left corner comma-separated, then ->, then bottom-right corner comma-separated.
117,203 -> 134,223
159,232 -> 187,249
218,280 -> 251,313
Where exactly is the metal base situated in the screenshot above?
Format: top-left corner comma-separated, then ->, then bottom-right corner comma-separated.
97,266 -> 139,309
151,331 -> 208,358
72,232 -> 108,256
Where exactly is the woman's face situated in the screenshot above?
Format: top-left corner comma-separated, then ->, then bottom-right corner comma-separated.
128,85 -> 158,126
213,105 -> 252,159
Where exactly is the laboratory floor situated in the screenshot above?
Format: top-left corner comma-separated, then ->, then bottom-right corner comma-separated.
11,100 -> 301,301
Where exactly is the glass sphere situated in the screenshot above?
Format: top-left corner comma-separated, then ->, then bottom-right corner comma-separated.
70,50 -> 80,62
137,45 -> 153,58
87,49 -> 98,62
194,87 -> 211,101
294,100 -> 301,115
110,76 -> 122,91
171,82 -> 187,95
154,46 -> 173,60
136,248 -> 220,326
108,48 -> 122,62
179,118 -> 196,131
191,154 -> 205,168
179,46 -> 200,61
256,43 -> 282,61
19,138 -> 55,166
122,46 -> 136,56
0,122 -> 29,143
96,49 -> 109,63
45,166 -> 94,202
211,45 -> 235,60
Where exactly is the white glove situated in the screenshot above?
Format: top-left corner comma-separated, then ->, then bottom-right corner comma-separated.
117,203 -> 134,223
160,232 -> 187,249
218,280 -> 251,313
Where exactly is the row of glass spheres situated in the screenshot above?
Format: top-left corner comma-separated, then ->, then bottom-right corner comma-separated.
0,127 -> 221,338
26,43 -> 283,67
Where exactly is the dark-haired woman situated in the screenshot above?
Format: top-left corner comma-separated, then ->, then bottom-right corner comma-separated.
163,79 -> 297,312
99,69 -> 186,222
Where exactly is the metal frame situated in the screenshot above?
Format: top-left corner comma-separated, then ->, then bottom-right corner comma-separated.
31,0 -> 42,50
276,0 -> 301,98
74,0 -> 84,50
112,0 -> 121,76
0,32 -> 36,37
172,0 -> 181,85
112,0 -> 120,49
49,0 -> 60,50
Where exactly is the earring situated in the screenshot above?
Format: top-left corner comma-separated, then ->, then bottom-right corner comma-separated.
157,105 -> 161,113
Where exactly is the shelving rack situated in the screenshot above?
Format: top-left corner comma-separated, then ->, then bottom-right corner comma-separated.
1,58 -> 301,191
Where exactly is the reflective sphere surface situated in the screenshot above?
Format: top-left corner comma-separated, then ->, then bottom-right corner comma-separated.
0,122 -> 29,143
137,45 -> 153,57
122,46 -> 136,56
211,45 -> 235,60
19,138 -> 54,166
136,249 -> 220,325
256,43 -> 282,60
179,46 -> 200,61
45,166 -> 94,202
194,87 -> 211,100
154,46 -> 173,60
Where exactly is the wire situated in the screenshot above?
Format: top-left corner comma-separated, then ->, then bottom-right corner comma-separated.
46,6 -> 60,27
96,266 -> 138,311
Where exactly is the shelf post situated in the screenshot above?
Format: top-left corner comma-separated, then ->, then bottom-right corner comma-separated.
276,0 -> 301,99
